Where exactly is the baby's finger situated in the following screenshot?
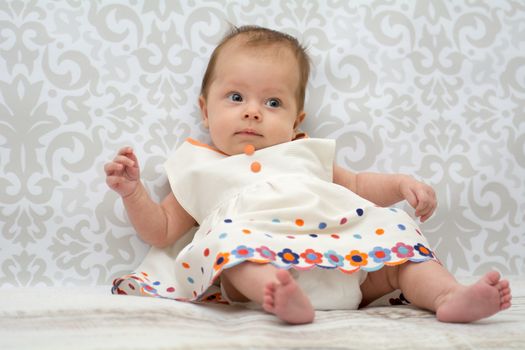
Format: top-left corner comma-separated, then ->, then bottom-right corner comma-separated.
121,147 -> 139,164
113,154 -> 135,167
118,146 -> 134,156
419,207 -> 435,222
419,213 -> 430,223
416,201 -> 433,218
106,175 -> 123,189
403,188 -> 418,209
104,162 -> 122,176
416,187 -> 432,207
426,187 -> 437,202
419,203 -> 437,222
126,149 -> 139,164
417,200 -> 430,214
414,192 -> 429,209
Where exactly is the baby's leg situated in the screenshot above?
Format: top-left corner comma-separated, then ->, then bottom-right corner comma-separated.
362,261 -> 512,323
221,262 -> 314,324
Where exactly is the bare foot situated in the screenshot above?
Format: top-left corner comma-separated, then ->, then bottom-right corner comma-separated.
262,269 -> 315,324
436,271 -> 512,323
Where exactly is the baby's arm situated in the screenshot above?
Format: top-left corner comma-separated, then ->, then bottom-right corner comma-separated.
123,185 -> 195,247
333,164 -> 437,222
105,147 -> 196,248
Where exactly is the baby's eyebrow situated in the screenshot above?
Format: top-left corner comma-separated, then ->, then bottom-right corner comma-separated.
260,86 -> 289,96
220,79 -> 293,99
221,79 -> 248,90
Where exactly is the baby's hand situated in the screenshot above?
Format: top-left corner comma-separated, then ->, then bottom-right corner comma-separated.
399,176 -> 437,223
104,147 -> 140,198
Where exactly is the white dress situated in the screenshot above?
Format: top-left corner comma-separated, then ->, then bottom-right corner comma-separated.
112,138 -> 437,308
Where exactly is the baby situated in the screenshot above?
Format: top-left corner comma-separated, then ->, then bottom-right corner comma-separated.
106,25 -> 511,324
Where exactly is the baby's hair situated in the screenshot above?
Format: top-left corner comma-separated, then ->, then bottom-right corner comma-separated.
200,25 -> 310,111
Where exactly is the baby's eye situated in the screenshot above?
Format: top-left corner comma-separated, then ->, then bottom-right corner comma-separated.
266,98 -> 281,108
228,93 -> 243,102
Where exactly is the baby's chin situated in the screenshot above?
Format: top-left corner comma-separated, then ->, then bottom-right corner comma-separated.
213,144 -> 248,156
222,142 -> 263,156
217,138 -> 293,155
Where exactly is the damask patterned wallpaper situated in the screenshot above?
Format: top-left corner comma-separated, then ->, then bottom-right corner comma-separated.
0,0 -> 524,287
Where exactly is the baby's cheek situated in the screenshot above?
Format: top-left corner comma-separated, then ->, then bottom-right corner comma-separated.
286,125 -> 297,140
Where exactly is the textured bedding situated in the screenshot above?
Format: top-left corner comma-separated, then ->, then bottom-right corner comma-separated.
1,278 -> 523,350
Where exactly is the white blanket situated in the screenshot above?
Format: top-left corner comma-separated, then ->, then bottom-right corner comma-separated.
1,278 -> 524,350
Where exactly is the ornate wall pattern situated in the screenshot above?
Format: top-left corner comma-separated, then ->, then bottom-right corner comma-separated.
0,0 -> 523,287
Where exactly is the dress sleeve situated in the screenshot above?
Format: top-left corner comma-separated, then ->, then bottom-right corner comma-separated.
163,142 -> 201,222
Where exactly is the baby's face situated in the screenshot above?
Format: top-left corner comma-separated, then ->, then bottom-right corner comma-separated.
199,41 -> 305,155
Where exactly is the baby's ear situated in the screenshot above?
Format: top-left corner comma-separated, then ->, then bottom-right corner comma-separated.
294,111 -> 306,129
198,95 -> 209,128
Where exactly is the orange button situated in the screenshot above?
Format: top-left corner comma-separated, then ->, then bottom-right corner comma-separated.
244,144 -> 255,155
250,161 -> 261,173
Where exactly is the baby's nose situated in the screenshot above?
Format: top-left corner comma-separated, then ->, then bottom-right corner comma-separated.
244,113 -> 260,120
243,104 -> 261,120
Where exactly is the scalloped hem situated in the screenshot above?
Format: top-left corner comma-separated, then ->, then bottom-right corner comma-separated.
111,255 -> 438,305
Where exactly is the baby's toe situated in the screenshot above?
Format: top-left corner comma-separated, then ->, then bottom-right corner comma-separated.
498,279 -> 510,290
485,271 -> 501,285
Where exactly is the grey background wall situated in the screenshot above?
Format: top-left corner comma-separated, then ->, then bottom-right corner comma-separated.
1,0 -> 524,287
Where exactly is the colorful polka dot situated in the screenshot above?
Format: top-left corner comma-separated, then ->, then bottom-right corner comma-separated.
398,224 -> 406,230
278,249 -> 300,264
251,161 -> 261,172
369,247 -> 392,263
203,248 -> 210,257
242,229 -> 251,234
301,249 -> 323,264
340,217 -> 347,225
353,234 -> 362,239
324,250 -> 344,267
166,287 -> 175,293
415,243 -> 432,257
331,234 -> 340,239
272,218 -> 280,223
232,245 -> 254,258
244,144 -> 255,155
309,234 -> 318,238
187,277 -> 194,284
318,222 -> 327,229
224,219 -> 232,223
182,262 -> 190,269
287,235 -> 296,239
219,233 -> 228,239
375,228 -> 385,235
295,219 -> 304,226
346,250 -> 368,267
257,246 -> 276,261
356,208 -> 364,216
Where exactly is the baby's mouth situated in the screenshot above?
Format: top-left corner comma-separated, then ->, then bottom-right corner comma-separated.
235,129 -> 262,136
